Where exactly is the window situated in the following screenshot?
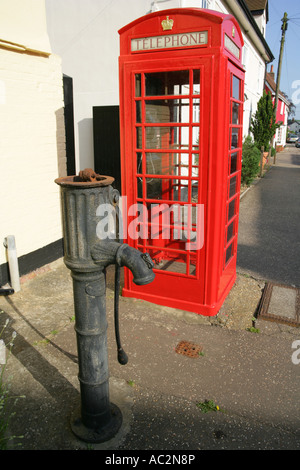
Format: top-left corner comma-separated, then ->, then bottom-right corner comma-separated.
202,0 -> 211,8
224,72 -> 243,268
276,126 -> 282,144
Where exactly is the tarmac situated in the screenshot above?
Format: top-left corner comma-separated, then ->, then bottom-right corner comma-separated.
0,147 -> 299,452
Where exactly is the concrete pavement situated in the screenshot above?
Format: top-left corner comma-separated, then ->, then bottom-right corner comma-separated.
0,147 -> 299,451
237,146 -> 300,287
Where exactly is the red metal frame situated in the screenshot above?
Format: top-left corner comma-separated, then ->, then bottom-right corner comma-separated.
118,8 -> 244,316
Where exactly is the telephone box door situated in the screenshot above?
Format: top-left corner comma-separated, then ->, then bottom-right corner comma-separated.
120,58 -> 212,311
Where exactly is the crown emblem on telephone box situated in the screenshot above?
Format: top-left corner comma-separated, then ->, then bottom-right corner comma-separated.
161,16 -> 174,31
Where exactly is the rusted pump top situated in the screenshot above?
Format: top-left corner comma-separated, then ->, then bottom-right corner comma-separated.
55,168 -> 114,188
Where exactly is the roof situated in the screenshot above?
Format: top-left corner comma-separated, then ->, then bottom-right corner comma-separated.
265,71 -> 276,93
244,0 -> 269,22
245,0 -> 268,10
265,72 -> 291,106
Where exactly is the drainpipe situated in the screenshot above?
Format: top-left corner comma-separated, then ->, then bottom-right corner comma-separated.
3,235 -> 20,293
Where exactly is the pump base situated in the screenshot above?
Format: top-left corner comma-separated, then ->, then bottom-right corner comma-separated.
70,403 -> 122,444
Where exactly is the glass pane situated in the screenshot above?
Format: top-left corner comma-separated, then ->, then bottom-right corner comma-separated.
232,102 -> 240,124
193,99 -> 200,123
181,206 -> 199,234
225,243 -> 233,264
135,74 -> 141,97
232,75 -> 240,100
228,197 -> 236,221
189,254 -> 197,276
181,224 -> 198,247
145,71 -> 190,96
151,254 -> 187,275
230,128 -> 239,149
173,180 -> 189,202
145,126 -> 169,149
191,180 -> 199,202
146,177 -> 189,202
192,127 -> 200,149
145,126 -> 190,150
145,99 -> 189,123
146,153 -> 163,175
137,152 -> 143,174
192,154 -> 200,177
149,220 -> 171,241
175,153 -> 189,176
227,221 -> 234,243
136,101 -> 142,123
193,70 -> 200,94
177,127 -> 190,149
136,127 -> 142,149
137,177 -> 143,198
145,178 -> 162,200
229,175 -> 237,198
230,152 -> 238,174
138,153 -> 190,176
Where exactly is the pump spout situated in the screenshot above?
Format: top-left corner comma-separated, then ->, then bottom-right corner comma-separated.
90,241 -> 155,285
116,244 -> 155,285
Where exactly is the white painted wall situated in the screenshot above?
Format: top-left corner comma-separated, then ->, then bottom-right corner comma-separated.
0,0 -> 52,54
242,37 -> 266,137
0,0 -> 66,266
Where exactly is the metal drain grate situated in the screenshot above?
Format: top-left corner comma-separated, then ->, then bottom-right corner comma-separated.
175,340 -> 203,358
257,282 -> 300,327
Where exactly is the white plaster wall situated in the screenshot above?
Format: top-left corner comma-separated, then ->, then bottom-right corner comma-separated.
242,37 -> 266,138
0,1 -> 66,266
0,0 -> 52,54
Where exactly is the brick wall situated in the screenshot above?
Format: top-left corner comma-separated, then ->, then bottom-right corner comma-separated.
0,47 -> 66,267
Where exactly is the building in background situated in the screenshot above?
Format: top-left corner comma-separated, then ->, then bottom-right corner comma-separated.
265,65 -> 290,149
288,120 -> 300,134
45,0 -> 274,177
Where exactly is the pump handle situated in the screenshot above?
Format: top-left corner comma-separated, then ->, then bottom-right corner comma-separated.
114,263 -> 128,365
114,193 -> 128,365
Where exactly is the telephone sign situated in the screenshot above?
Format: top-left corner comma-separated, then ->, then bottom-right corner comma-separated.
131,31 -> 208,52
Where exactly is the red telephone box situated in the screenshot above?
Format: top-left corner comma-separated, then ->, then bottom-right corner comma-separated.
118,8 -> 244,316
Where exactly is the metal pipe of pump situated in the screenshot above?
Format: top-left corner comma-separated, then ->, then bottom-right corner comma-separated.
55,170 -> 154,443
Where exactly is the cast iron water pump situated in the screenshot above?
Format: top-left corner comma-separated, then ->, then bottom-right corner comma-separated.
55,169 -> 155,443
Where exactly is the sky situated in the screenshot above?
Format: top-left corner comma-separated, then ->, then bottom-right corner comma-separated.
265,0 -> 300,120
